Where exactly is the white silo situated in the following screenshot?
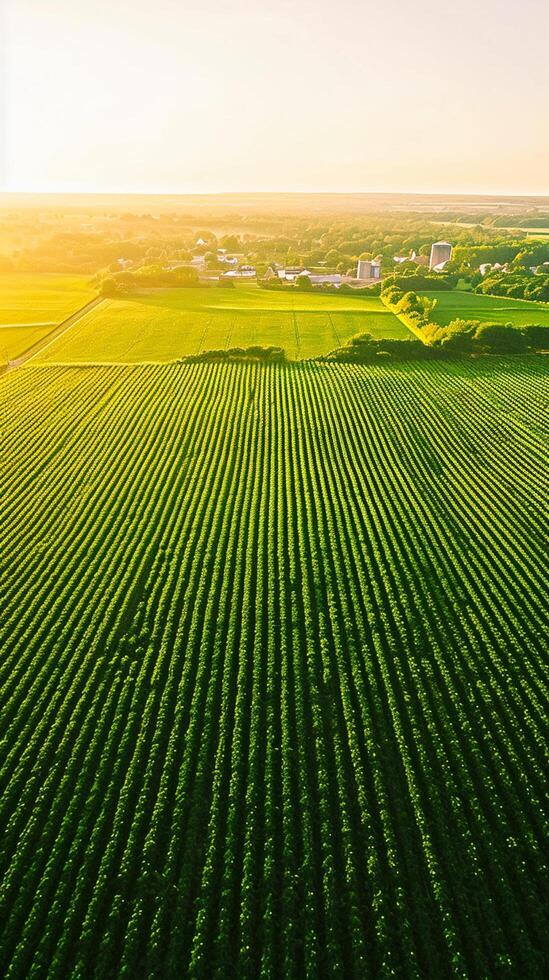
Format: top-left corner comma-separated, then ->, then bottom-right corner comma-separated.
429,242 -> 452,269
357,260 -> 372,280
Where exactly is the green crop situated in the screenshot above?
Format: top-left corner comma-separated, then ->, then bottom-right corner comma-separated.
0,357 -> 547,977
36,286 -> 407,362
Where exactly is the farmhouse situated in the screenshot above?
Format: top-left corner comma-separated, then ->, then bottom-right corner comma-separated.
480,262 -> 508,277
275,267 -> 308,282
221,266 -> 256,279
393,251 -> 429,267
275,268 -> 343,285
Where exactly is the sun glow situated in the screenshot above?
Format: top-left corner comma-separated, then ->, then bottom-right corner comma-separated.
2,0 -> 549,196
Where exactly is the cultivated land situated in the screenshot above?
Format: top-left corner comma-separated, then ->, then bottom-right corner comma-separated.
423,289 -> 549,328
36,285 -> 408,362
1,358 -> 547,977
0,274 -> 95,361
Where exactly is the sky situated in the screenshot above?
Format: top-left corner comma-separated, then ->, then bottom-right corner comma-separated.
1,0 -> 548,196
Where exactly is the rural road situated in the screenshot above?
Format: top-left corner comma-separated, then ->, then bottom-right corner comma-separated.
3,296 -> 106,373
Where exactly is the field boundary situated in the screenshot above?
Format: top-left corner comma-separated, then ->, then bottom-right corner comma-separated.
2,296 -> 105,373
380,294 -> 428,342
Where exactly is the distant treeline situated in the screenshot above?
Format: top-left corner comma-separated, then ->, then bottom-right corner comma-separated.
4,202 -> 548,279
96,265 -> 200,294
97,265 -> 240,294
381,272 -> 456,291
475,270 -> 549,302
260,278 -> 382,297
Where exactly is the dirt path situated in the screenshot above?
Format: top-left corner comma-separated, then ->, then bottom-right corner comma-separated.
3,296 -> 106,372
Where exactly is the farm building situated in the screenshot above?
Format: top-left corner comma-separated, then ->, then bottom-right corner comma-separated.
429,241 -> 453,269
356,259 -> 381,280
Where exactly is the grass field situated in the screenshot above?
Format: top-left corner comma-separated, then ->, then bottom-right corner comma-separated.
0,274 -> 95,361
423,288 -> 549,328
36,285 -> 408,362
1,358 -> 547,977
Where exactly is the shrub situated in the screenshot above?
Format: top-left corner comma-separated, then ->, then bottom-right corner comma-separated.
522,325 -> 549,349
474,323 -> 528,353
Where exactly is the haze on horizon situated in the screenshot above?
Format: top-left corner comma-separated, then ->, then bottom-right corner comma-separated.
2,0 -> 548,198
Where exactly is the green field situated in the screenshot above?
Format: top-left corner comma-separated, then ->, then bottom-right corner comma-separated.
0,325 -> 56,362
1,357 -> 547,977
36,285 -> 408,362
0,274 -> 95,361
423,288 -> 549,328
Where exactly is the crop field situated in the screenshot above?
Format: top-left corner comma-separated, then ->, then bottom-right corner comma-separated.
0,325 -> 56,363
36,285 -> 408,362
0,274 -> 95,361
1,357 -> 547,977
422,289 -> 549,328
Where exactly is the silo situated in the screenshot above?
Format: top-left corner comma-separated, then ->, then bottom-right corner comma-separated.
429,242 -> 453,269
356,260 -> 372,279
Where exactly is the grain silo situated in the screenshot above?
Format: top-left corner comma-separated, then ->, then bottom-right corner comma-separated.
429,242 -> 453,269
356,260 -> 373,279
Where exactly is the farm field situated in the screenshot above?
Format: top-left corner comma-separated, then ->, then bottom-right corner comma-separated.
0,274 -> 96,362
0,325 -> 55,362
36,285 -> 408,362
422,288 -> 549,328
1,357 -> 548,977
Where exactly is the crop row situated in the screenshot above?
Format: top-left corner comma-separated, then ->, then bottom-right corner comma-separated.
0,358 -> 547,978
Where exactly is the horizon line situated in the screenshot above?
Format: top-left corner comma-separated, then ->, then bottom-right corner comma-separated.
1,187 -> 549,201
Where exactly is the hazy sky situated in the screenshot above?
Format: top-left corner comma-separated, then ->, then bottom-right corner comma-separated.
2,0 -> 548,195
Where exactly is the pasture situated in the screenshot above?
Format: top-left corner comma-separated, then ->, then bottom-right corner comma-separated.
423,288 -> 549,328
36,285 -> 408,362
0,274 -> 95,361
1,357 -> 547,977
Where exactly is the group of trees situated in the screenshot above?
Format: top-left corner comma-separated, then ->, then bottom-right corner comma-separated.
475,271 -> 549,303
325,335 -> 440,362
182,345 -> 286,364
381,285 -> 438,332
381,282 -> 548,355
260,277 -> 382,297
97,265 -> 200,295
447,240 -> 549,276
422,320 -> 548,354
326,321 -> 548,362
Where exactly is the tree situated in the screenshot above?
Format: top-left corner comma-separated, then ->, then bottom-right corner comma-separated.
100,276 -> 125,297
220,235 -> 240,252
